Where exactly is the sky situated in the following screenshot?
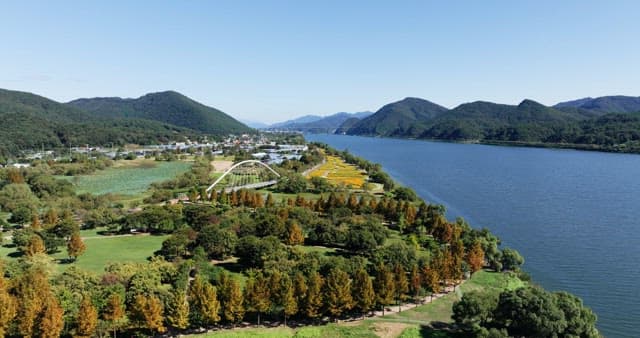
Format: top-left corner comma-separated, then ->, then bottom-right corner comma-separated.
1,1 -> 639,124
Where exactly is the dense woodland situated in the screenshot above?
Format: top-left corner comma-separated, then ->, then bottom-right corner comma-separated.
342,96 -> 640,154
0,143 -> 599,337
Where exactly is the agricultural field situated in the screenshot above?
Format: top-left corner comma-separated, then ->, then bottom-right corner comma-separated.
306,155 -> 367,188
57,159 -> 191,196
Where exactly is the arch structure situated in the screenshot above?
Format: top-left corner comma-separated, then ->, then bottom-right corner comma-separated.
206,160 -> 281,194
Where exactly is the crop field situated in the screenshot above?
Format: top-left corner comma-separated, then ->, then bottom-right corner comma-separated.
306,155 -> 367,188
58,160 -> 191,195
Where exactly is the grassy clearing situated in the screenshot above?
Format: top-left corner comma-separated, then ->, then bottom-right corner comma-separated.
51,234 -> 168,273
188,322 -> 378,338
307,155 -> 367,188
58,160 -> 191,195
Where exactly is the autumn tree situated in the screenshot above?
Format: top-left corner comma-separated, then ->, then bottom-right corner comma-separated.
67,231 -> 86,261
102,293 -> 125,338
0,262 -> 17,338
352,268 -> 375,318
293,272 -> 308,315
132,294 -> 166,333
409,264 -> 422,301
30,214 -> 42,230
75,296 -> 98,338
422,264 -> 441,301
25,234 -> 46,257
244,271 -> 271,326
323,268 -> 353,319
166,290 -> 189,330
189,275 -> 220,327
467,240 -> 485,273
39,295 -> 64,338
305,272 -> 324,321
394,265 -> 409,311
374,264 -> 395,316
285,221 -> 304,245
220,275 -> 244,326
280,274 -> 298,325
15,267 -> 51,337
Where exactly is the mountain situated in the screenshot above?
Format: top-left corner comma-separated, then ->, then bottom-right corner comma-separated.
269,111 -> 373,132
68,91 -> 251,134
269,115 -> 323,128
0,88 -> 201,158
240,119 -> 269,129
335,117 -> 361,134
345,97 -> 448,137
554,95 -> 640,114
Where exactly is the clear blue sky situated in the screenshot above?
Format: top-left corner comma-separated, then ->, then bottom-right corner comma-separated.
1,1 -> 639,123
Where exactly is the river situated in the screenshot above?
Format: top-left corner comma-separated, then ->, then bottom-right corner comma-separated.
306,134 -> 640,337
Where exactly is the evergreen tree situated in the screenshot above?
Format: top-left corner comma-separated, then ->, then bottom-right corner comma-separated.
323,268 -> 353,319
352,268 -> 375,317
75,296 -> 98,338
374,264 -> 395,316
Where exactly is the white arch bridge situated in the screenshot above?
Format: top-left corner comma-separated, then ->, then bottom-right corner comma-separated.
206,160 -> 281,194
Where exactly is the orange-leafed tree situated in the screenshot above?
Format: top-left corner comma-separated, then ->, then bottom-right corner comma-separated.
75,296 -> 98,338
67,231 -> 86,261
467,240 -> 485,273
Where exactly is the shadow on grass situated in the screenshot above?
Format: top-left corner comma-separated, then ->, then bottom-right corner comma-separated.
419,323 -> 456,338
217,261 -> 245,274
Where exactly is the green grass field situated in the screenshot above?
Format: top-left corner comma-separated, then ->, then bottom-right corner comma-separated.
58,160 -> 191,195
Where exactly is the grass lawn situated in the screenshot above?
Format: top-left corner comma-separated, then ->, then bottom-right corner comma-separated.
51,234 -> 168,274
187,322 -> 378,338
57,160 -> 191,196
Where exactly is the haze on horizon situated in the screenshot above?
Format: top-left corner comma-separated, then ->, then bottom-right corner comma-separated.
1,0 -> 639,124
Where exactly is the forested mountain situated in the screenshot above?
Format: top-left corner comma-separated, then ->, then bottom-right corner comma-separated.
343,96 -> 640,153
268,111 -> 372,132
335,117 -> 361,134
68,91 -> 251,135
0,88 -> 247,158
555,95 -> 640,114
345,98 -> 448,137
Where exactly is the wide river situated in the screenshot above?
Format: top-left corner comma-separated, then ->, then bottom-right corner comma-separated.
306,134 -> 640,337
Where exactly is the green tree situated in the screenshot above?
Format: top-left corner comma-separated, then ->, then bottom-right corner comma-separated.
323,268 -> 353,319
305,272 -> 324,321
221,275 -> 245,326
452,290 -> 499,333
243,271 -> 271,326
394,264 -> 409,311
500,248 -> 524,271
280,274 -> 298,326
102,292 -> 125,338
166,290 -> 190,330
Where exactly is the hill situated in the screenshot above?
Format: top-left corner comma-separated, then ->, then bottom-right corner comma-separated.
0,89 -> 206,158
68,91 -> 251,134
345,97 -> 448,137
269,115 -> 323,128
269,111 -> 372,132
335,117 -> 361,134
555,95 -> 640,114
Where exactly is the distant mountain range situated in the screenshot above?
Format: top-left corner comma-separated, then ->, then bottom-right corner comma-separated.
0,88 -> 251,158
339,95 -> 640,153
267,111 -> 373,133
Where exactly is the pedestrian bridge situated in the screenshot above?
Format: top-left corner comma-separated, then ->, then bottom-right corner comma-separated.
206,160 -> 280,194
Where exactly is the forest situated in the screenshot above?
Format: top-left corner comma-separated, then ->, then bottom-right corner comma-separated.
0,142 -> 598,337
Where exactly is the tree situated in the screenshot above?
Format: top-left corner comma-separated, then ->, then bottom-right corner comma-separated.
422,264 -> 440,301
221,276 -> 245,326
75,296 -> 98,338
394,264 -> 409,311
0,262 -> 17,338
293,272 -> 308,315
352,268 -> 375,317
409,264 -> 422,301
25,234 -> 46,257
132,294 -> 166,333
39,296 -> 64,338
102,293 -> 125,338
323,268 -> 353,319
452,290 -> 499,333
285,221 -> 304,245
374,264 -> 395,316
67,231 -> 86,261
244,271 -> 271,326
501,248 -> 524,271
281,274 -> 298,326
166,290 -> 190,330
467,240 -> 485,273
305,272 -> 324,320
189,275 -> 220,327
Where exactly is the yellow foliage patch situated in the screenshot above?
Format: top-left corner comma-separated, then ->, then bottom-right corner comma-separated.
306,156 -> 366,188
